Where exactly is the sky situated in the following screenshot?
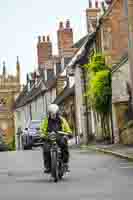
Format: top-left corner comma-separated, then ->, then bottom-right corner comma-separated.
0,0 -> 102,84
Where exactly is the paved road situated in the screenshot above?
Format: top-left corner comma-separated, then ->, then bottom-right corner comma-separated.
1,149 -> 133,199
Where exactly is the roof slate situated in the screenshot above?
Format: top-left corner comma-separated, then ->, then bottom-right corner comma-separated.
14,76 -> 57,109
67,32 -> 96,69
53,86 -> 74,105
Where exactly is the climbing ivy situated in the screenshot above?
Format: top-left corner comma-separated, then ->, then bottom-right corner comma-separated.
84,53 -> 112,141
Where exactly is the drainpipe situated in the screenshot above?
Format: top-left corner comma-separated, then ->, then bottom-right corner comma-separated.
29,104 -> 32,120
128,0 -> 133,113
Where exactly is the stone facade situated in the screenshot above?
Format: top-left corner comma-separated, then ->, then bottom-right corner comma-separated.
0,58 -> 21,145
112,58 -> 129,103
112,56 -> 129,143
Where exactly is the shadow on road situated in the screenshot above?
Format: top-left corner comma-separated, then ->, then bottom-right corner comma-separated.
14,176 -> 71,184
7,169 -> 71,184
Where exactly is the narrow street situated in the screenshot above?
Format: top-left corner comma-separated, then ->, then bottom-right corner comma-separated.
0,149 -> 133,199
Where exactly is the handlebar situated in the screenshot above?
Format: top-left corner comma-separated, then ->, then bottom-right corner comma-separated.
40,131 -> 73,142
57,131 -> 73,138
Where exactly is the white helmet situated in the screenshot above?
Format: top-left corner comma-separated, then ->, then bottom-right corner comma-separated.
48,104 -> 59,115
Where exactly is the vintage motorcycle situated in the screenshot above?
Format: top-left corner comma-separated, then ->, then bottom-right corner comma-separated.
46,131 -> 71,182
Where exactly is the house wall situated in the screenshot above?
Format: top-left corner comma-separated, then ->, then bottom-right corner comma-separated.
112,59 -> 130,143
34,96 -> 43,120
74,66 -> 88,144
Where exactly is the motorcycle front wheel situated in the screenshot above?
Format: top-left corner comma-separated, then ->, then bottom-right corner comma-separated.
51,151 -> 58,182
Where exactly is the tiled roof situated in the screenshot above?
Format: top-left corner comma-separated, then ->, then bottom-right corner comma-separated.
14,79 -> 46,109
14,77 -> 57,109
14,85 -> 28,109
53,85 -> 74,105
67,32 -> 96,69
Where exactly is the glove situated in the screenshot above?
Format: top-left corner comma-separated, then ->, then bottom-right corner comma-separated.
63,135 -> 69,141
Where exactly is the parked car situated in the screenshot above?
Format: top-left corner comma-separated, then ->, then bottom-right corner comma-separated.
21,120 -> 42,150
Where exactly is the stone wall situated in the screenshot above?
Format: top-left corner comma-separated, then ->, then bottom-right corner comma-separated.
112,58 -> 130,143
112,59 -> 129,103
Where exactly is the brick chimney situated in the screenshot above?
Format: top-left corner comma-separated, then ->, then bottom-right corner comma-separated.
37,35 -> 52,69
57,20 -> 74,57
86,0 -> 101,33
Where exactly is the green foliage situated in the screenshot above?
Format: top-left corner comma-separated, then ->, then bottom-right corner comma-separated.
88,70 -> 111,113
84,53 -> 108,73
83,53 -> 112,139
84,53 -> 112,114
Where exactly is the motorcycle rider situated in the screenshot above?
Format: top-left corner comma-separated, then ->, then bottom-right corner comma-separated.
40,104 -> 72,173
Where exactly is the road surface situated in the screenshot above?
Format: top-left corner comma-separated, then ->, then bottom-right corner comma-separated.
0,148 -> 133,199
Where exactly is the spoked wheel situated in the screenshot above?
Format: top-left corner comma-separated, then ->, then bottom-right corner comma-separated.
51,151 -> 58,182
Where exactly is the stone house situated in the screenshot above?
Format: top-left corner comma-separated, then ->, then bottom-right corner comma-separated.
66,0 -> 129,144
85,0 -> 129,144
99,0 -> 129,143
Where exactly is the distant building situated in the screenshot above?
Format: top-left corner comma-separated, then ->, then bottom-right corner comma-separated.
0,57 -> 21,146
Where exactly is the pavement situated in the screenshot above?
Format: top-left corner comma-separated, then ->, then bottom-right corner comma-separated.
1,148 -> 133,199
81,143 -> 133,161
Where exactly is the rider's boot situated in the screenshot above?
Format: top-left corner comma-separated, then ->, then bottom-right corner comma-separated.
44,168 -> 51,173
64,163 -> 70,172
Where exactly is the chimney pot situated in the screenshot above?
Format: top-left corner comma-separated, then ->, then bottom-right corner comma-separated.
43,36 -> 45,42
89,0 -> 92,8
59,21 -> 64,29
47,35 -> 50,42
95,0 -> 98,8
38,36 -> 41,43
66,20 -> 70,28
